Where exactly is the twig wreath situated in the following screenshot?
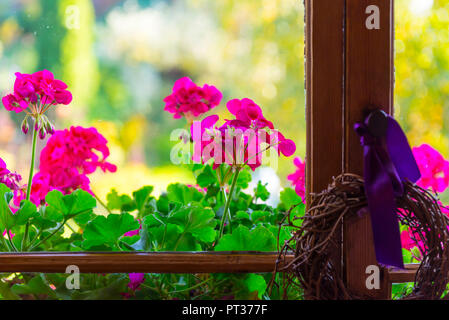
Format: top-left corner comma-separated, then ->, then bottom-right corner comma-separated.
274,109 -> 449,299
275,174 -> 449,299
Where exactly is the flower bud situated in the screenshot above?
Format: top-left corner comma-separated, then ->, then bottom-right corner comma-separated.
48,123 -> 55,135
34,118 -> 40,131
21,118 -> 29,135
39,126 -> 46,140
41,115 -> 55,135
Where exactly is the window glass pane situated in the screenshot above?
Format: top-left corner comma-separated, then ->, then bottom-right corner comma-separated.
0,0 -> 305,300
395,0 -> 449,297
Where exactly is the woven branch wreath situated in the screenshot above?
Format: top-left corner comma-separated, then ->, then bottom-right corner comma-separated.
274,109 -> 449,299
275,174 -> 449,299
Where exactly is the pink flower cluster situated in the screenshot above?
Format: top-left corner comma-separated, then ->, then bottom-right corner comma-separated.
0,158 -> 23,236
191,99 -> 296,171
400,229 -> 421,256
400,144 -> 449,257
0,158 -> 22,192
412,144 -> 449,193
401,201 -> 449,259
164,77 -> 222,120
121,273 -> 145,298
128,273 -> 145,291
26,126 -> 117,205
2,70 -> 72,113
287,157 -> 306,201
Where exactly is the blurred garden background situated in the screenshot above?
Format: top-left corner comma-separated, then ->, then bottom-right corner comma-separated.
0,0 -> 448,203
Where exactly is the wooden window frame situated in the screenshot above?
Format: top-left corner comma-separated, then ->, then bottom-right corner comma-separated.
0,0 -> 416,299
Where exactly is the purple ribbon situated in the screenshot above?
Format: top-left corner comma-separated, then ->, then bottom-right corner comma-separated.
354,110 -> 421,269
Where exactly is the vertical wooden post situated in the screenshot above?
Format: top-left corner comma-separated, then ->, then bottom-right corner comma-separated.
306,0 -> 395,299
305,0 -> 345,287
343,0 -> 394,298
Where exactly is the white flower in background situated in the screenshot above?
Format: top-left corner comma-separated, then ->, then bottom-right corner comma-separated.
99,0 -> 224,69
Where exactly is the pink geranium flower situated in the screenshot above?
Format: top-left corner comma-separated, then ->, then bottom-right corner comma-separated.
128,273 -> 145,291
164,77 -> 222,121
412,144 -> 449,193
0,158 -> 22,191
225,98 -> 273,130
191,99 -> 296,172
19,126 -> 117,206
287,157 -> 306,201
2,93 -> 29,113
0,157 -> 23,237
400,230 -> 418,251
2,70 -> 72,114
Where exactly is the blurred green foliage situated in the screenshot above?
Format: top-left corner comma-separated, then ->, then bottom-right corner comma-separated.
395,0 -> 449,154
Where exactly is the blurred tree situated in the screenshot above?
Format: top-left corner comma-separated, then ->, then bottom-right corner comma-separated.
396,0 -> 449,155
59,0 -> 99,122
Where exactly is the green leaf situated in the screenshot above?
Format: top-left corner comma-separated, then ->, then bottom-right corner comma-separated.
166,183 -> 204,204
106,189 -> 135,211
168,206 -> 217,243
251,210 -> 269,224
280,188 -> 302,208
13,200 -> 38,226
82,213 -> 140,249
0,279 -> 20,300
143,213 -> 166,228
33,206 -> 58,230
214,225 -> 276,251
0,188 -> 38,250
156,194 -> 170,214
244,274 -> 267,299
0,183 -> 14,230
133,186 -> 154,214
70,275 -> 129,300
45,189 -> 96,221
279,188 -> 305,220
11,274 -> 56,297
73,210 -> 94,227
254,181 -> 270,201
267,224 -> 292,249
149,223 -> 200,251
0,185 -> 38,230
196,165 -> 217,187
235,211 -> 250,220
235,169 -> 252,189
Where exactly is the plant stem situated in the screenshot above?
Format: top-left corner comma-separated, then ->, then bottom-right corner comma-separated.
66,221 -> 77,234
221,190 -> 232,234
27,208 -> 91,251
173,230 -> 187,251
28,220 -> 67,251
22,121 -> 39,251
168,278 -> 211,294
218,167 -> 241,240
26,121 -> 39,201
7,231 -> 18,252
0,232 -> 11,252
93,192 -> 112,215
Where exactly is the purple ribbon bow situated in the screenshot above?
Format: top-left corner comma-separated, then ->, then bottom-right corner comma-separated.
354,109 -> 421,269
